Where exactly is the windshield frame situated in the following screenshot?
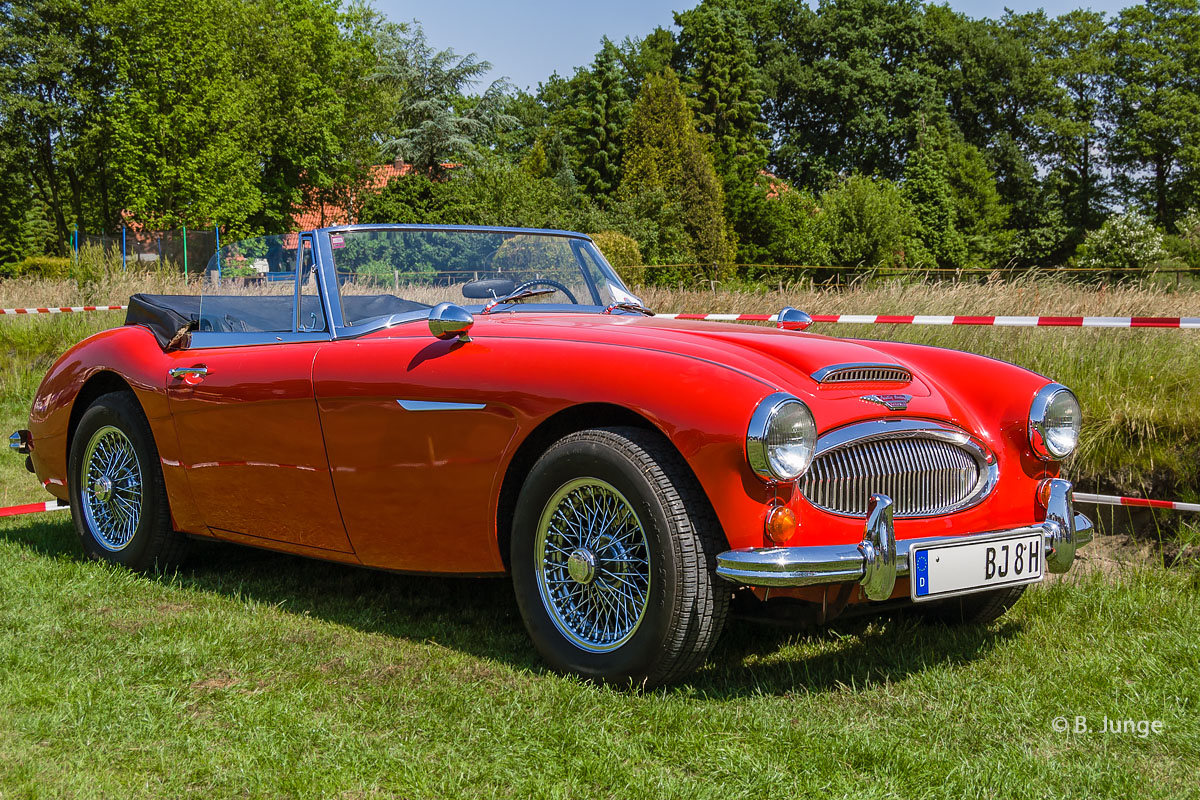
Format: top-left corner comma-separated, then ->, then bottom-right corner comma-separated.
314,224 -> 639,338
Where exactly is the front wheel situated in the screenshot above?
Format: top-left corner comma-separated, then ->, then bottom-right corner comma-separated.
68,391 -> 188,572
511,427 -> 728,686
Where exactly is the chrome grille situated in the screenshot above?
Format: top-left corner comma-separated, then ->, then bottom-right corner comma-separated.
800,435 -> 987,517
812,364 -> 912,384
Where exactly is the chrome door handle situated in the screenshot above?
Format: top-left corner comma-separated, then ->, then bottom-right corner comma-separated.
168,366 -> 208,379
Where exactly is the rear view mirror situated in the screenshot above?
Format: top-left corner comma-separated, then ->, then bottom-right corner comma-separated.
462,278 -> 515,299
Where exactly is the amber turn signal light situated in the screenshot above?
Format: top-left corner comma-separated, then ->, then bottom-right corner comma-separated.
1036,478 -> 1054,509
765,505 -> 797,544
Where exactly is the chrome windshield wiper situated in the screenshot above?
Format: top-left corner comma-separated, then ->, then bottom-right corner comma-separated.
481,288 -> 555,314
603,302 -> 655,316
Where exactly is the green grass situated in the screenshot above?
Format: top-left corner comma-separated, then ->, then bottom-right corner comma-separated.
1,514 -> 1198,798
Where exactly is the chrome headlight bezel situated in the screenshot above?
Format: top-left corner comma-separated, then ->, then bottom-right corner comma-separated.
1029,383 -> 1081,461
746,393 -> 818,482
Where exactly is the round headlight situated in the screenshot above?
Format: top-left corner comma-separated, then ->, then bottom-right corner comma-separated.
747,393 -> 818,481
1029,384 -> 1081,461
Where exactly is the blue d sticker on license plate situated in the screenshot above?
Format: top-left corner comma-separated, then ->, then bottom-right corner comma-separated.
910,531 -> 1044,602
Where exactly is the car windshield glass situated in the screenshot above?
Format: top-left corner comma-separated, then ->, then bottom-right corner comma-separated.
328,228 -> 635,327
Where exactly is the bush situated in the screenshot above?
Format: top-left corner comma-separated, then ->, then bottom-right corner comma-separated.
589,230 -> 644,285
1075,211 -> 1168,274
764,187 -> 832,268
0,255 -> 72,280
818,175 -> 926,273
1172,208 -> 1200,270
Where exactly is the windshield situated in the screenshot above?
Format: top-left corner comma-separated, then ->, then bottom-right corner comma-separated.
328,228 -> 637,326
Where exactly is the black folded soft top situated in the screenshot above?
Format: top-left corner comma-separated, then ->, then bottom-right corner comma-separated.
125,293 -> 430,348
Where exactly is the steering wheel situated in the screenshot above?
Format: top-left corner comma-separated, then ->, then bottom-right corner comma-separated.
514,279 -> 579,304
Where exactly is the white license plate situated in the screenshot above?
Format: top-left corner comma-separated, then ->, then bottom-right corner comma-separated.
909,532 -> 1044,602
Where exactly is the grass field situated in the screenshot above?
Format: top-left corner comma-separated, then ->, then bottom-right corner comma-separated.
1,514 -> 1197,798
1,273 -> 1199,797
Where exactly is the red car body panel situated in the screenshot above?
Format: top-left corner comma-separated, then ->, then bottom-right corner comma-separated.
27,308 -> 1060,595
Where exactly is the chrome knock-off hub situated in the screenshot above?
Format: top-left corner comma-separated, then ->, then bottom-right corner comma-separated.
91,476 -> 114,503
567,548 -> 597,585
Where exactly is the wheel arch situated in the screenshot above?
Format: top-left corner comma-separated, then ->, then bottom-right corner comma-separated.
494,402 -> 724,572
66,370 -> 139,458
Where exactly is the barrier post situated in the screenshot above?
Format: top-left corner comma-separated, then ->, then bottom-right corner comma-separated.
121,225 -> 126,272
183,224 -> 188,279
214,225 -> 220,280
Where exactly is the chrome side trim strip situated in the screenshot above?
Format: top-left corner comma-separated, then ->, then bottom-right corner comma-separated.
396,400 -> 487,412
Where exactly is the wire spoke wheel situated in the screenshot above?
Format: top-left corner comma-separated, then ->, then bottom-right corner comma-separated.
534,478 -> 651,653
81,425 -> 142,552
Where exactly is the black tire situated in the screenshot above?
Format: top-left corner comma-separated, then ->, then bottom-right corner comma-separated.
68,391 -> 188,572
511,427 -> 729,686
916,584 -> 1027,626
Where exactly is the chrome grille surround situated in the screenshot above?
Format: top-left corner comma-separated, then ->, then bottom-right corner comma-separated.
811,363 -> 912,384
799,419 -> 998,518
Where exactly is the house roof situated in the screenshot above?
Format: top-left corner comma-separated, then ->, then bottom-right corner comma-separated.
290,161 -> 413,231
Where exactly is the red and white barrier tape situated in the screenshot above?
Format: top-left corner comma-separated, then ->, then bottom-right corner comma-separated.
1,492 -> 1197,520
658,313 -> 1200,328
0,500 -> 70,519
1071,492 -> 1200,513
2,305 -> 1198,328
0,305 -> 126,315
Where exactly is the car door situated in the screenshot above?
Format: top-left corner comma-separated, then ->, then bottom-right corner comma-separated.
165,234 -> 353,554
312,329 -> 523,573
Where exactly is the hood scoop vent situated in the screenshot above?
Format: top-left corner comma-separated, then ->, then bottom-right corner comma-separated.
811,363 -> 912,384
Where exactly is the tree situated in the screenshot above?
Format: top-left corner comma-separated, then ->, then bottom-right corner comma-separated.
619,69 -> 734,272
763,0 -> 942,187
675,2 -> 767,168
104,0 -> 262,230
614,28 -> 676,98
372,22 -> 515,178
904,126 -> 968,268
0,0 -> 112,251
1108,0 -> 1200,225
562,40 -> 631,198
675,1 -> 771,261
944,135 -> 1010,267
1017,9 -> 1111,230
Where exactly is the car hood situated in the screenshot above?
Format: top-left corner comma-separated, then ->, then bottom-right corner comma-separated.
477,312 -> 1023,445
484,313 -> 914,388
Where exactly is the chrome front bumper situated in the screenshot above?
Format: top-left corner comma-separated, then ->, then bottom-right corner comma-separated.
716,478 -> 1093,601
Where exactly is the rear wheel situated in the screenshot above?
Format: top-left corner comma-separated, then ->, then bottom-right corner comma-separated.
68,392 -> 187,572
511,427 -> 728,686
916,584 -> 1027,625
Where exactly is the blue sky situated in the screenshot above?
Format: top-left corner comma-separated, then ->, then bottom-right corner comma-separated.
372,0 -> 1137,93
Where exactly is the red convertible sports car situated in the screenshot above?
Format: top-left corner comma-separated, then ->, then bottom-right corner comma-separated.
11,225 -> 1092,685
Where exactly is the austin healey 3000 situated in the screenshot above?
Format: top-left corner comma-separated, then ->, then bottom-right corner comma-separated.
11,225 -> 1092,685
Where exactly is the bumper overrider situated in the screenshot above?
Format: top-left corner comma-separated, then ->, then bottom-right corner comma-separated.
716,478 -> 1093,601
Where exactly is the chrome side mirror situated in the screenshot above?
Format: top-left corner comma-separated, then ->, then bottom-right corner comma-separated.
777,306 -> 813,331
428,302 -> 474,343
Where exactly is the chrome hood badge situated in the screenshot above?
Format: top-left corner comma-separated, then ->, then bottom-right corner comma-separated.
860,394 -> 913,411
